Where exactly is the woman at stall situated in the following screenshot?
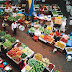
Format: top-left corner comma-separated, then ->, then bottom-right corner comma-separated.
2,20 -> 6,31
18,60 -> 26,71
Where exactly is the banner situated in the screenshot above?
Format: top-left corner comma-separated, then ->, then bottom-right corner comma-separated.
24,0 -> 33,16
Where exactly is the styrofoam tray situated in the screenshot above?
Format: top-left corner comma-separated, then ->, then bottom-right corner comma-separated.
39,37 -> 47,43
54,41 -> 66,50
65,47 -> 72,54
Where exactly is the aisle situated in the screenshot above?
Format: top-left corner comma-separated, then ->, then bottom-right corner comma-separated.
6,26 -> 72,72
0,19 -> 72,72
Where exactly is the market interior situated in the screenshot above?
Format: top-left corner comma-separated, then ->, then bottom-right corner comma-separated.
0,0 -> 72,72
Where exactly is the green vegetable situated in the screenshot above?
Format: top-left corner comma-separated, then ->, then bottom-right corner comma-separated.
44,30 -> 50,35
0,31 -> 6,36
4,34 -> 11,39
29,27 -> 36,33
7,16 -> 20,21
28,60 -> 45,72
24,47 -> 33,55
28,58 -> 37,66
1,38 -> 5,43
21,43 -> 27,48
4,41 -> 11,47
8,37 -> 16,43
0,12 -> 5,16
29,69 -> 35,72
21,53 -> 27,58
39,26 -> 44,32
52,11 -> 58,14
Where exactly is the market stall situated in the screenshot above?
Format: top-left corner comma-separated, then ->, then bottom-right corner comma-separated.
0,57 -> 12,72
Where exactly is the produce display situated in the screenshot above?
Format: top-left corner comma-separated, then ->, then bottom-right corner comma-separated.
29,69 -> 35,72
12,47 -> 19,51
34,53 -> 42,61
60,38 -> 67,43
19,19 -> 24,23
44,30 -> 50,35
7,16 -> 20,21
21,53 -> 27,58
39,26 -> 44,32
0,12 -> 5,16
28,58 -> 45,72
55,31 -> 62,37
32,61 -> 45,72
25,65 -> 31,71
8,47 -> 20,56
52,11 -> 58,14
50,32 -> 54,36
3,41 -> 11,48
40,34 -> 44,38
28,58 -> 37,66
16,50 -> 23,56
29,27 -> 36,33
66,48 -> 72,52
48,63 -> 55,71
47,36 -> 54,43
0,31 -> 6,36
0,38 -> 5,43
62,35 -> 69,40
44,35 -> 49,41
46,26 -> 52,30
8,50 -> 16,57
55,41 -> 65,49
8,37 -> 16,43
41,58 -> 50,65
12,55 -> 21,62
7,46 -> 28,63
4,34 -> 11,40
21,47 -> 34,56
20,43 -> 27,48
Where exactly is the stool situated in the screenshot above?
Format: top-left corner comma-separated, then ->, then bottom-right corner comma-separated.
33,35 -> 38,41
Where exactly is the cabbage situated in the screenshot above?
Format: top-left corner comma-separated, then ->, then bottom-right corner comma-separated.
4,34 -> 11,39
29,27 -> 36,33
0,31 -> 6,36
8,37 -> 16,43
4,41 -> 11,47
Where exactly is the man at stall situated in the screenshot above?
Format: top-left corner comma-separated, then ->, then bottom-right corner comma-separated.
11,21 -> 18,35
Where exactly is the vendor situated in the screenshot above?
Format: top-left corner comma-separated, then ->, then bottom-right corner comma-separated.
19,60 -> 26,71
4,16 -> 7,22
1,45 -> 7,56
11,21 -> 18,35
2,20 -> 6,31
60,19 -> 66,32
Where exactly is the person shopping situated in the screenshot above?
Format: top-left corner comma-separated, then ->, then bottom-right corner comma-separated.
11,21 -> 18,35
2,20 -> 6,31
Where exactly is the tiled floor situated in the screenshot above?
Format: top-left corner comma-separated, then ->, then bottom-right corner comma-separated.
0,18 -> 72,72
